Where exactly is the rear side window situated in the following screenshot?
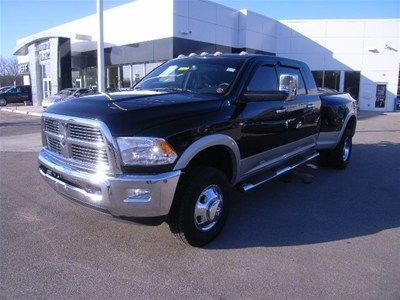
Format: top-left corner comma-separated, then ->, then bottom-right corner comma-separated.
246,65 -> 278,92
278,66 -> 306,95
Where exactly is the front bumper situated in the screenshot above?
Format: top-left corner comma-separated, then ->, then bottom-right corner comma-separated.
38,149 -> 181,218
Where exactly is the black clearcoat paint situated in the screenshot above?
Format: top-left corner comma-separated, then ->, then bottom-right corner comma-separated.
46,55 -> 356,174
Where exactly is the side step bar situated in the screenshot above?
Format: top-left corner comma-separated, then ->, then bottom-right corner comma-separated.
239,152 -> 319,192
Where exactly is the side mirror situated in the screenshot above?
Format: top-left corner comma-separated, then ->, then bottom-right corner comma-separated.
279,74 -> 298,100
243,91 -> 288,102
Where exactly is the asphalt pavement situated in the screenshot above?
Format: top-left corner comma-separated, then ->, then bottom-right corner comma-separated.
0,110 -> 399,299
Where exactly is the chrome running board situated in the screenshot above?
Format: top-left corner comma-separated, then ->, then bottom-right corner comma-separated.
239,152 -> 319,192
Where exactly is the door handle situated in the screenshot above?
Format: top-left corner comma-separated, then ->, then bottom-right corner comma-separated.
306,104 -> 315,109
275,107 -> 287,114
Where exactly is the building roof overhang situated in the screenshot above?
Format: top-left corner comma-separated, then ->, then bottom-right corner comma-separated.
13,32 -> 92,56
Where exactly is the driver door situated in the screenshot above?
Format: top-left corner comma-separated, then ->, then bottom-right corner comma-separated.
237,63 -> 290,177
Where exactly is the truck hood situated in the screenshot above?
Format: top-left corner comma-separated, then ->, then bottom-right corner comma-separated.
45,90 -> 223,136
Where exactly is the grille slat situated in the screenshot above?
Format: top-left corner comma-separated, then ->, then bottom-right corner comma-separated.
43,117 -> 110,169
47,136 -> 61,154
71,147 -> 107,158
69,124 -> 103,142
71,145 -> 108,164
69,132 -> 103,142
71,148 -> 107,157
44,119 -> 60,134
71,153 -> 108,164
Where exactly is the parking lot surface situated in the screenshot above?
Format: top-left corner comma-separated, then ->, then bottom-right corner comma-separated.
1,110 -> 399,299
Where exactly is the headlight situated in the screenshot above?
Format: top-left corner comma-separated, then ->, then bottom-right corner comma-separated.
117,137 -> 178,166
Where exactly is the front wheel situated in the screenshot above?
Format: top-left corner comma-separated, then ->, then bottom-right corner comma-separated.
168,167 -> 231,247
0,98 -> 7,106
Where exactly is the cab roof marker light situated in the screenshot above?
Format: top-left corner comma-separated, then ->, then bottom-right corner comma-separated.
177,54 -> 186,59
239,51 -> 249,56
188,53 -> 198,57
200,52 -> 208,56
214,51 -> 223,56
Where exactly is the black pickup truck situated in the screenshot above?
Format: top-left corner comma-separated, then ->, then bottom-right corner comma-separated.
39,53 -> 357,247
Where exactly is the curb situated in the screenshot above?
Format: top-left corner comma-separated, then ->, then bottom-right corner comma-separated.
0,107 -> 42,117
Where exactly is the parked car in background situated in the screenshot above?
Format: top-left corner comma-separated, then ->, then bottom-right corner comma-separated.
0,86 -> 12,93
0,85 -> 32,106
42,88 -> 96,108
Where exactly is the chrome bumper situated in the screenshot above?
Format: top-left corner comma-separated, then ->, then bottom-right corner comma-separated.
38,149 -> 181,217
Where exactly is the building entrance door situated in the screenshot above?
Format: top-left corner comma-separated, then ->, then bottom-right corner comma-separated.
375,84 -> 387,108
43,76 -> 51,99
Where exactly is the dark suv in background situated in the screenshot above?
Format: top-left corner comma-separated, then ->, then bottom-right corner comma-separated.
0,85 -> 32,106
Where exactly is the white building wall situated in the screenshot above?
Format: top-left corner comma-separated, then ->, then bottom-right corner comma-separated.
16,0 -> 174,54
277,19 -> 400,111
239,9 -> 276,53
173,0 -> 277,53
173,0 -> 240,48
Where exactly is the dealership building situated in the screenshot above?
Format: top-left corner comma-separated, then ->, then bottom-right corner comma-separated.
14,0 -> 400,111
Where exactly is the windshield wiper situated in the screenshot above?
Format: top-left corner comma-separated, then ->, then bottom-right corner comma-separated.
132,87 -> 197,93
151,87 -> 196,93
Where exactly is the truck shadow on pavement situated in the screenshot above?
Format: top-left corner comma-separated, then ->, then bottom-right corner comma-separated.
207,142 -> 400,249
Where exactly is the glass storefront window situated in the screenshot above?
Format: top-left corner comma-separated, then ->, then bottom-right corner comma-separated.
344,71 -> 361,100
323,71 -> 340,91
107,66 -> 119,90
311,70 -> 341,91
131,63 -> 146,85
145,62 -> 163,75
311,71 -> 323,88
72,70 -> 82,88
122,65 -> 131,88
83,67 -> 97,89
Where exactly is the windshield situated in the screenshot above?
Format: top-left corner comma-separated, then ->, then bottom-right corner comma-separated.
56,89 -> 77,96
134,58 -> 245,95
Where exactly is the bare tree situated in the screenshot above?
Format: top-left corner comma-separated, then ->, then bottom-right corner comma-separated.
0,56 -> 23,87
0,56 -> 8,76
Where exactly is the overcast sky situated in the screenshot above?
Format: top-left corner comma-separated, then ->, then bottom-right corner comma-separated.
1,0 -> 399,57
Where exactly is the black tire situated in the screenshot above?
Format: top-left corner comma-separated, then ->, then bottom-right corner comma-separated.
317,150 -> 330,167
319,129 -> 352,169
168,166 -> 231,247
0,98 -> 7,106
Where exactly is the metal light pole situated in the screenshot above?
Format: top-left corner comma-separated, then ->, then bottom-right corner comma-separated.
97,0 -> 105,92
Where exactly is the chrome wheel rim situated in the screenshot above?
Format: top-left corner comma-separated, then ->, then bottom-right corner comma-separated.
0,99 -> 6,106
194,185 -> 224,232
342,137 -> 351,161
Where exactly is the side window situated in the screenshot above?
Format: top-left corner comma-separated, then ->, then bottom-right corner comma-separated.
278,66 -> 306,95
247,65 -> 278,92
15,87 -> 22,93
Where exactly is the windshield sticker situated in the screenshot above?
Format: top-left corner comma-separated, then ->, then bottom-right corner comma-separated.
178,67 -> 190,71
159,65 -> 178,77
226,67 -> 236,72
216,87 -> 225,94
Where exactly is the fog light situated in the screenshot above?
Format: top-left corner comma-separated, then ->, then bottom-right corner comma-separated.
124,188 -> 151,203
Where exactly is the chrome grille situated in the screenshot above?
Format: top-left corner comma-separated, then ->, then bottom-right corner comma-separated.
47,136 -> 62,154
71,144 -> 108,165
44,119 -> 60,134
42,115 -> 111,170
69,124 -> 103,142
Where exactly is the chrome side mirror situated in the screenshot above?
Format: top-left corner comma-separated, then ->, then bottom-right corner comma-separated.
279,74 -> 298,100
